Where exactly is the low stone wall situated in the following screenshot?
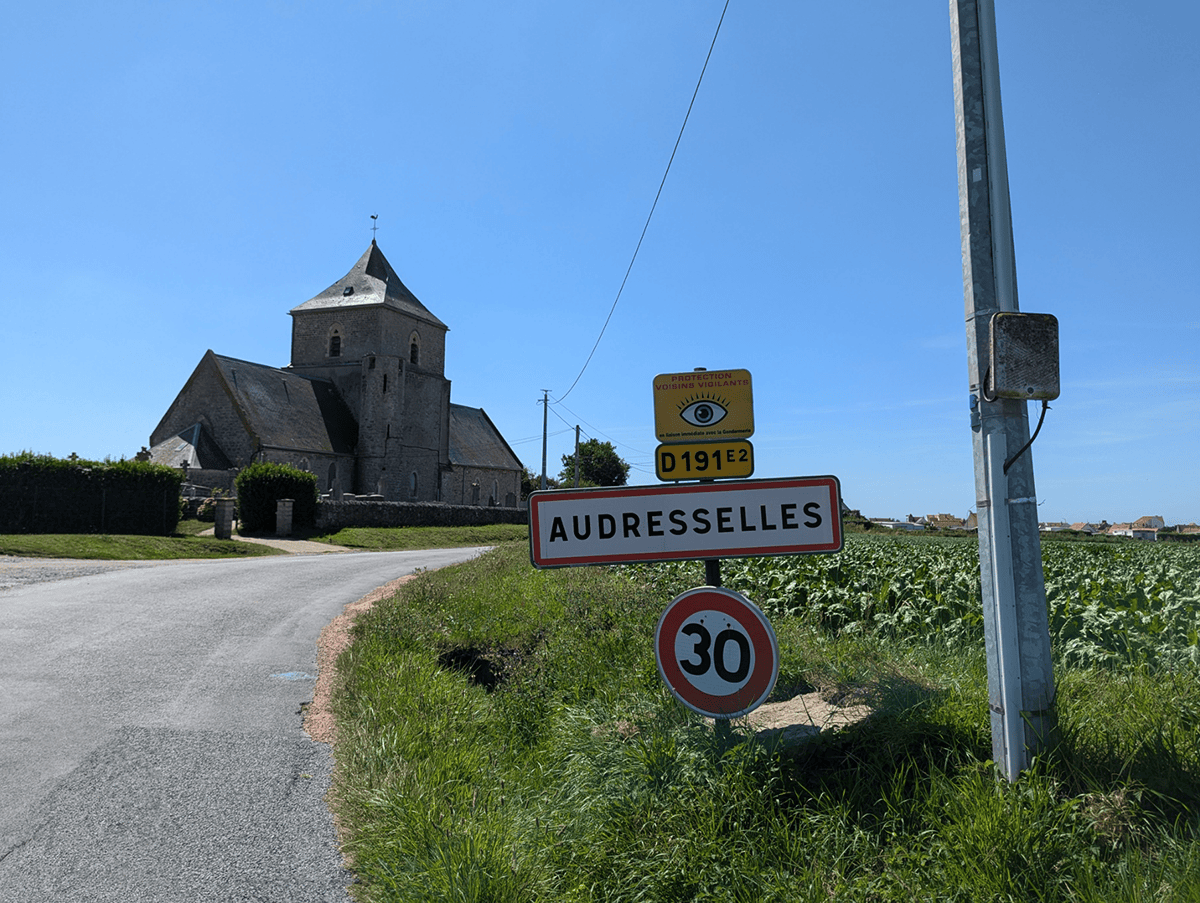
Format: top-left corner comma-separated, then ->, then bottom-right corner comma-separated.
315,499 -> 527,531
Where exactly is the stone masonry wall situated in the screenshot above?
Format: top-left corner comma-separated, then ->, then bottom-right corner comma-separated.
150,357 -> 256,466
441,465 -> 521,508
290,307 -> 382,372
315,499 -> 527,531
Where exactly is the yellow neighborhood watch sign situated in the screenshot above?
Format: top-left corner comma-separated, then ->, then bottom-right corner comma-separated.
653,369 -> 753,441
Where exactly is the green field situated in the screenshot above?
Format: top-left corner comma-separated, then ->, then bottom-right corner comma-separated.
329,535 -> 1200,901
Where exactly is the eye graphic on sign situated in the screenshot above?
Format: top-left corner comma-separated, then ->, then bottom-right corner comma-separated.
679,396 -> 728,427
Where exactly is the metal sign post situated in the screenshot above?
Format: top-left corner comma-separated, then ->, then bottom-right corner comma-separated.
527,367 -> 844,727
951,0 -> 1058,779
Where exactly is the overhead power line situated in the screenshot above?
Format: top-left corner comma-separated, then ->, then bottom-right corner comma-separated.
556,0 -> 731,403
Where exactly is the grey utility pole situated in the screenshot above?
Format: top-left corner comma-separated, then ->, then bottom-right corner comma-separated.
950,0 -> 1057,780
540,390 -> 551,490
573,425 -> 581,487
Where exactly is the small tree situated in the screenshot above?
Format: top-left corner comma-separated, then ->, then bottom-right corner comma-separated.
235,462 -> 318,533
558,439 -> 630,487
521,466 -> 559,499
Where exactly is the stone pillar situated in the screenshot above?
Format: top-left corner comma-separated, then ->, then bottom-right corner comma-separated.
214,498 -> 235,540
276,499 -> 294,537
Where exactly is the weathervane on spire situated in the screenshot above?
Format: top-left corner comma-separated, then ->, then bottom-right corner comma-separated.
370,214 -> 379,242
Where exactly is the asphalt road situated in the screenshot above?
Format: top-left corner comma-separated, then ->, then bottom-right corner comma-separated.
0,548 -> 489,902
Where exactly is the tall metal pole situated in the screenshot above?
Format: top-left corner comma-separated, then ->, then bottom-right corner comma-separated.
573,425 -> 581,487
540,390 -> 550,491
950,0 -> 1057,780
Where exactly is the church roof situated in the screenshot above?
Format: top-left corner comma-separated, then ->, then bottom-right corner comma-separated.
449,404 -> 522,471
148,422 -> 233,470
209,353 -> 358,455
289,241 -> 447,330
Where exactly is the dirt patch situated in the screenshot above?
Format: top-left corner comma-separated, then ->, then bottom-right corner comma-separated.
741,691 -> 872,745
305,574 -> 417,745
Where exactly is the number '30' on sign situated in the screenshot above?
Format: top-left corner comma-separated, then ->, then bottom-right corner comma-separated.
655,586 -> 779,719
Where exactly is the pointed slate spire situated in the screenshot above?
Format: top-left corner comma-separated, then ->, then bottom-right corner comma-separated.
290,242 -> 447,330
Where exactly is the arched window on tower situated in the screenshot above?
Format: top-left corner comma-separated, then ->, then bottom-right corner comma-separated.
329,331 -> 342,358
409,331 -> 420,366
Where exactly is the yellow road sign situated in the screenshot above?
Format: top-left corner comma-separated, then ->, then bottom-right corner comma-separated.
653,369 -> 753,441
656,440 -> 754,481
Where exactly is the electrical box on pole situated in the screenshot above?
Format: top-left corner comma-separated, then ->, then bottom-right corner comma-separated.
951,0 -> 1059,780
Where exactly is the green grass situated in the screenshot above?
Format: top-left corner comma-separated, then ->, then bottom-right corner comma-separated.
311,523 -> 527,551
330,540 -> 1200,902
0,524 -> 282,559
0,521 -> 527,560
174,517 -> 214,536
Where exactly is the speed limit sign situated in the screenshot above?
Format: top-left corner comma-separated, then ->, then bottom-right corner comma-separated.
655,586 -> 779,719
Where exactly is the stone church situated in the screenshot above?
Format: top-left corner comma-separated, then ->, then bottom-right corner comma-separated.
149,241 -> 522,507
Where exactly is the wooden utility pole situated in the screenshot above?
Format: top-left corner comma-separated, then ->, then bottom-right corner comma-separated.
950,0 -> 1057,779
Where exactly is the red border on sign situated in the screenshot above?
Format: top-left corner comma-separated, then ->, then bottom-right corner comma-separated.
529,476 -> 842,568
655,586 -> 778,718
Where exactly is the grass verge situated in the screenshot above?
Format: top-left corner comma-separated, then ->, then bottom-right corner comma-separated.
311,523 -> 527,551
0,524 -> 282,560
331,544 -> 1200,901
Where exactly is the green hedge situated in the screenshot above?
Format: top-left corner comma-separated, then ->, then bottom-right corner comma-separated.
0,452 -> 183,535
234,462 -> 318,534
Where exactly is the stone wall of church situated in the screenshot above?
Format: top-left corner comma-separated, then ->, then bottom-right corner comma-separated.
440,465 -> 521,508
345,354 -> 450,501
151,359 -> 256,467
380,314 -> 446,376
290,307 -> 382,371
354,352 -> 401,495
290,307 -> 447,378
260,449 -> 355,496
396,369 -> 449,453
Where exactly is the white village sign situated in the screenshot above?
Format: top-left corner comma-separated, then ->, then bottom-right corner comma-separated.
528,476 -> 842,569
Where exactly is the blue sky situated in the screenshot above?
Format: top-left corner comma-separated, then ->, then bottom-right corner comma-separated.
2,1 -> 1196,525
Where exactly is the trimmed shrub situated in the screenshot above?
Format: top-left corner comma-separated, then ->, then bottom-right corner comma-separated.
235,462 -> 318,534
0,452 -> 183,535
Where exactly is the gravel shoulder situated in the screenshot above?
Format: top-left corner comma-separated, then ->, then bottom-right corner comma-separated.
0,556 -> 168,591
0,534 -> 352,591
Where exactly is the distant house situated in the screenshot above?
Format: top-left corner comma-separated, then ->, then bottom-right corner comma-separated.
1108,520 -> 1160,541
1069,522 -> 1103,535
1039,522 -> 1070,533
871,519 -> 925,531
926,513 -> 970,530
